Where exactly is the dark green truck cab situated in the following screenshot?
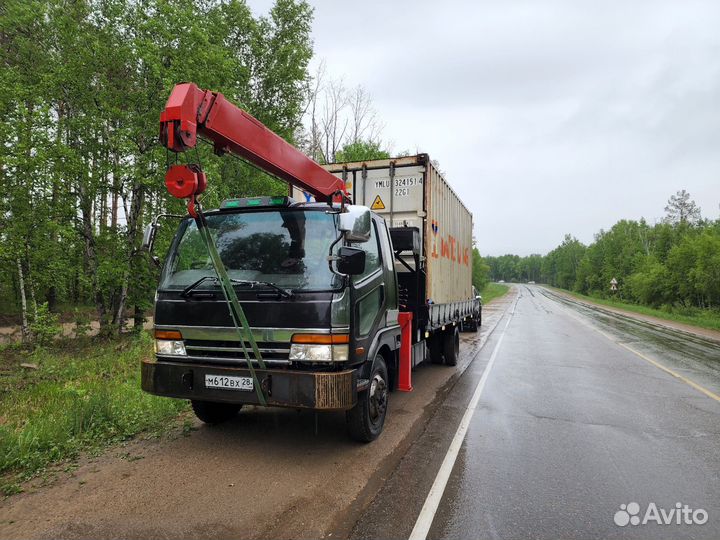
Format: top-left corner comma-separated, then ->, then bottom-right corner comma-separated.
142,198 -> 401,441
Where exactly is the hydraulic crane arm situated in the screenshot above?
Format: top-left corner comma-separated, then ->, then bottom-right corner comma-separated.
159,82 -> 347,207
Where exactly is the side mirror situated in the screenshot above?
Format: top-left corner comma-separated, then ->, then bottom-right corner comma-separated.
338,205 -> 371,242
142,222 -> 158,252
336,246 -> 366,275
141,213 -> 184,267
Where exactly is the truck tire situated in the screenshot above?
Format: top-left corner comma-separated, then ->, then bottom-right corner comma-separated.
463,318 -> 477,332
191,400 -> 241,424
429,335 -> 444,364
347,355 -> 388,442
443,326 -> 460,366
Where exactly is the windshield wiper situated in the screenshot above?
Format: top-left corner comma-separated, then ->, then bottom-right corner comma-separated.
232,279 -> 294,298
181,276 -> 293,298
181,276 -> 221,297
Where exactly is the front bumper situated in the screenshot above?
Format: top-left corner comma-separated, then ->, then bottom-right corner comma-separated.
141,359 -> 358,410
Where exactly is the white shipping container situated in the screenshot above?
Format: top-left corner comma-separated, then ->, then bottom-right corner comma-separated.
293,154 -> 473,305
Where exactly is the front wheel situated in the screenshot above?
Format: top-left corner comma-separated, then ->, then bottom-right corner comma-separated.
191,400 -> 241,424
347,355 -> 388,442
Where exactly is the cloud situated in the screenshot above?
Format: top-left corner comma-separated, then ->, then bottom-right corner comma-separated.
249,0 -> 720,255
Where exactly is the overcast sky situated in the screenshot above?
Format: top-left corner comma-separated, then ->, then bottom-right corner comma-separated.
248,0 -> 720,256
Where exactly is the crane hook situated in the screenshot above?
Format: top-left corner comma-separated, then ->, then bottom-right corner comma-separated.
164,164 -> 207,218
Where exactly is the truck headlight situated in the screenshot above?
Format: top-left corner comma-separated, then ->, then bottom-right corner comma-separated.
154,339 -> 186,356
154,330 -> 186,356
289,333 -> 349,362
289,343 -> 349,362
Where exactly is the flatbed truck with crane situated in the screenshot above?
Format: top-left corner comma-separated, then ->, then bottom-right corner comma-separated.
141,83 -> 476,441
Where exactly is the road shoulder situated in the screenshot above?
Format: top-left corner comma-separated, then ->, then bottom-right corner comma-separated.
542,286 -> 720,344
0,293 -> 516,540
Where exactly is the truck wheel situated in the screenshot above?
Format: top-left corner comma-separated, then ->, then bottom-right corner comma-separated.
347,355 -> 388,442
443,326 -> 460,366
191,400 -> 241,424
429,335 -> 444,364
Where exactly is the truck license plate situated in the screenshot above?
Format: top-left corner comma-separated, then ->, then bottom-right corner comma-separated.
205,374 -> 254,391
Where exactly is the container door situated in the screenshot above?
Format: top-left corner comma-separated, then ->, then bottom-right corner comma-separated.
353,165 -> 425,234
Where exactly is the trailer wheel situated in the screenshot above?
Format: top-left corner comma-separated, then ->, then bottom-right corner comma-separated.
469,317 -> 479,332
429,335 -> 444,364
443,326 -> 460,366
347,355 -> 388,442
191,400 -> 241,425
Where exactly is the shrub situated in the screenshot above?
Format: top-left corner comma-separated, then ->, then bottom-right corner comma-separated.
29,302 -> 61,348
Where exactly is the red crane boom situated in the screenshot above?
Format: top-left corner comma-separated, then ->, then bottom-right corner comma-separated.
159,82 -> 347,210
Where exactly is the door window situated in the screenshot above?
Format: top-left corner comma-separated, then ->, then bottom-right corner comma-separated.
354,221 -> 382,282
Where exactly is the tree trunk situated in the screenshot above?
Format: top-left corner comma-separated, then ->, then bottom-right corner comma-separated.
133,305 -> 145,334
46,287 -> 57,313
47,149 -> 60,312
25,245 -> 39,321
72,263 -> 80,305
111,151 -> 119,231
16,258 -> 30,343
78,178 -> 107,329
114,281 -> 128,332
115,181 -> 145,334
28,278 -> 38,322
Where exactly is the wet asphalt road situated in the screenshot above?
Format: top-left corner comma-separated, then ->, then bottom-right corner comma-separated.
352,285 -> 720,540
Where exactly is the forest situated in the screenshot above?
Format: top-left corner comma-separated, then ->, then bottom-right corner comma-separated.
486,190 -> 720,313
3,1 -> 716,344
0,0 -> 389,343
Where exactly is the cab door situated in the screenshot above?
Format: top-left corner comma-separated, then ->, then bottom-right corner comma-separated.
352,218 -> 387,363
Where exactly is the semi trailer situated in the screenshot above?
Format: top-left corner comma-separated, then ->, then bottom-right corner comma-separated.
141,83 -> 477,441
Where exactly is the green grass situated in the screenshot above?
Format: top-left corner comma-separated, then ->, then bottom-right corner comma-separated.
480,282 -> 510,304
546,287 -> 720,332
0,333 -> 188,495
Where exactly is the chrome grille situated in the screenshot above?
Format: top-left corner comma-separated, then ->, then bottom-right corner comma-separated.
183,339 -> 291,365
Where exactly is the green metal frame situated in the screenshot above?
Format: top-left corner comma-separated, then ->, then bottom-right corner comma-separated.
195,207 -> 268,406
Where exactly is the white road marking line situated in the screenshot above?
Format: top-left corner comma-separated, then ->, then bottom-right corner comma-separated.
409,312 -> 514,540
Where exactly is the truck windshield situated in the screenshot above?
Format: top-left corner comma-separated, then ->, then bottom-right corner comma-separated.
160,209 -> 341,292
